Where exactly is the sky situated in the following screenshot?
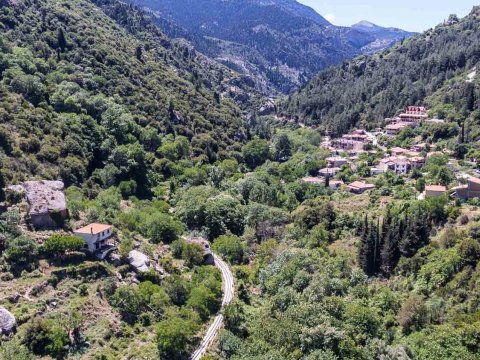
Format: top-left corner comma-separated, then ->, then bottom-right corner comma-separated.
297,0 -> 477,32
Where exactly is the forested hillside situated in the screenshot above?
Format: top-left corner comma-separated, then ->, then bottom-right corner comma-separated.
0,0 -> 263,194
2,1 -> 480,360
281,9 -> 480,135
131,0 -> 413,94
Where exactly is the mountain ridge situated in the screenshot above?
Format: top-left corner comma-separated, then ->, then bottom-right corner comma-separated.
280,6 -> 480,135
130,0 -> 414,95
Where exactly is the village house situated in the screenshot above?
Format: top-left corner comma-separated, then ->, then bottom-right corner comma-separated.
371,167 -> 385,176
425,185 -> 447,198
347,181 -> 376,194
385,122 -> 409,136
342,129 -> 372,143
302,177 -> 325,186
319,167 -> 341,177
404,150 -> 422,158
326,156 -> 349,168
6,180 -> 68,229
390,147 -> 408,157
410,156 -> 425,169
412,143 -> 427,152
453,177 -> 480,200
379,156 -> 411,175
74,223 -> 113,253
331,138 -> 365,151
397,106 -> 428,123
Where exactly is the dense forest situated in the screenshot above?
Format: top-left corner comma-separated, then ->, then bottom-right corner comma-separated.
1,1 -> 480,360
281,8 -> 480,136
0,0 -> 264,193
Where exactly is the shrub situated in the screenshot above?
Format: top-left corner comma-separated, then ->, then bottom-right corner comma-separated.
242,138 -> 270,169
156,316 -> 199,360
181,243 -> 205,268
23,318 -> 69,358
78,284 -> 89,296
118,180 -> 137,199
43,235 -> 85,257
398,295 -> 428,334
212,234 -> 247,264
4,236 -> 39,266
143,213 -> 184,244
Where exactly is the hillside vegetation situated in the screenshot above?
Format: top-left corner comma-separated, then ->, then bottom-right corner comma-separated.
1,1 -> 480,360
0,0 -> 261,193
281,9 -> 480,135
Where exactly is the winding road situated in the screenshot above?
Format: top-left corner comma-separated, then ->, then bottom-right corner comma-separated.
190,253 -> 235,360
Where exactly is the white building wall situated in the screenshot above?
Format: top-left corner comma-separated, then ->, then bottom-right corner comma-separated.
74,228 -> 112,252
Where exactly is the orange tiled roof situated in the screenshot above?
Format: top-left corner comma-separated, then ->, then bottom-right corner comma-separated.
425,185 -> 447,192
75,223 -> 112,235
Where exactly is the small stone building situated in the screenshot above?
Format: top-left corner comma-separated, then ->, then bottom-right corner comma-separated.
453,177 -> 480,200
347,181 -> 376,194
425,185 -> 447,198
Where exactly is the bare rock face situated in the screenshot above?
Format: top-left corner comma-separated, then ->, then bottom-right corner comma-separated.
128,250 -> 150,273
258,100 -> 277,116
0,306 -> 16,335
6,180 -> 68,229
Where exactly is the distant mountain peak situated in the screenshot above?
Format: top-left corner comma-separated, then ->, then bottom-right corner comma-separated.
353,20 -> 378,28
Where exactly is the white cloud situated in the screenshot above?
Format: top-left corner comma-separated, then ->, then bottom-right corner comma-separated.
324,13 -> 336,22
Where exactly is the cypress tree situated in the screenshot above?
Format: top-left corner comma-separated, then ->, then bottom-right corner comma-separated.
358,219 -> 378,276
399,211 -> 430,258
381,222 -> 401,276
57,28 -> 67,52
135,45 -> 143,61
0,170 -> 5,202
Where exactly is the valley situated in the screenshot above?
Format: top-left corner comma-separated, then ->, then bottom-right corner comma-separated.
1,1 -> 480,360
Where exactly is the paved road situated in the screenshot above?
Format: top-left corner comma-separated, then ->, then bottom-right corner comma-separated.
190,254 -> 234,360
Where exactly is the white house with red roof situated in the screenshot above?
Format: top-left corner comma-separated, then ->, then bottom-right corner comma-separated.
74,223 -> 113,252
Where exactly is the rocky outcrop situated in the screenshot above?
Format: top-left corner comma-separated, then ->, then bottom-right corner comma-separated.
186,237 -> 215,265
258,100 -> 277,116
0,306 -> 16,335
6,180 -> 68,229
128,250 -> 150,273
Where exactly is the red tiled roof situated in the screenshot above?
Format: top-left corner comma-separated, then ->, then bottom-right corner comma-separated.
469,177 -> 480,185
75,223 -> 112,235
302,177 -> 324,184
348,181 -> 375,190
425,185 -> 447,192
